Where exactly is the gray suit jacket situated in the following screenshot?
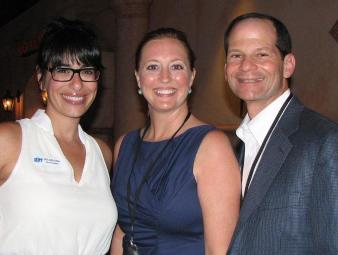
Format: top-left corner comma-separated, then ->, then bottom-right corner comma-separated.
228,96 -> 338,255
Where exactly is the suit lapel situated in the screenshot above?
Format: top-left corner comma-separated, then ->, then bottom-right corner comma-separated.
239,128 -> 292,223
234,97 -> 304,232
234,139 -> 245,169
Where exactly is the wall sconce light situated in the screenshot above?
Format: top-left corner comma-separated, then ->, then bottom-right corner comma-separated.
41,90 -> 48,106
2,90 -> 15,111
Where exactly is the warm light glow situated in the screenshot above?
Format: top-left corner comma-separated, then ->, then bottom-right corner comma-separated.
41,90 -> 48,106
2,91 -> 14,111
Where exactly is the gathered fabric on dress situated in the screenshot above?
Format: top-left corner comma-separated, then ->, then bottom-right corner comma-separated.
112,125 -> 215,255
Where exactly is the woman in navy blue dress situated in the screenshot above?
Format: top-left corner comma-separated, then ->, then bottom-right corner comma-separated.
110,28 -> 240,255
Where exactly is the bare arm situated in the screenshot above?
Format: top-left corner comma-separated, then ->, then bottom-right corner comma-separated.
0,122 -> 21,186
194,130 -> 241,255
95,138 -> 113,172
110,224 -> 125,255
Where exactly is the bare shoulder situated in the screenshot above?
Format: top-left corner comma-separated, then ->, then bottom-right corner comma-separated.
94,137 -> 113,171
0,122 -> 21,150
188,116 -> 232,150
0,122 -> 22,185
194,129 -> 239,180
199,129 -> 233,154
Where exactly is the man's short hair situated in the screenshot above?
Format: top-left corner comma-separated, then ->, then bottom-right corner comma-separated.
224,12 -> 292,59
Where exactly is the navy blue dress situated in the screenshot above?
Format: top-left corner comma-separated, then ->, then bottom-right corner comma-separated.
111,125 -> 215,255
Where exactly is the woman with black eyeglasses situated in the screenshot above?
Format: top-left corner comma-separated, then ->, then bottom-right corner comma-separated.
0,17 -> 117,255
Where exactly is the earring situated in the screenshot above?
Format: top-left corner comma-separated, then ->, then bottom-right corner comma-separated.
138,88 -> 143,95
188,88 -> 192,94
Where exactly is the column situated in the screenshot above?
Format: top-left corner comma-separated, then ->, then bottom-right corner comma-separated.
112,0 -> 152,141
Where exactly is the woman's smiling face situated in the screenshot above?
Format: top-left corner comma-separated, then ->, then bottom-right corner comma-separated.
135,37 -> 195,113
38,57 -> 98,120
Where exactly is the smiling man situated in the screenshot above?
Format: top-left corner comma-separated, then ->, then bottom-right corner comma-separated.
224,12 -> 338,255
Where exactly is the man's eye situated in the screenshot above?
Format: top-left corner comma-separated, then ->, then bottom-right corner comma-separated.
229,54 -> 241,59
257,53 -> 269,57
146,65 -> 158,71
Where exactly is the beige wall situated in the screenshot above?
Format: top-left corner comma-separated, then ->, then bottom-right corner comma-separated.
0,0 -> 337,138
149,0 -> 338,126
150,0 -> 242,128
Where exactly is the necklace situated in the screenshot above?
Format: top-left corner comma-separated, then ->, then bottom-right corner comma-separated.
242,93 -> 293,199
126,111 -> 191,254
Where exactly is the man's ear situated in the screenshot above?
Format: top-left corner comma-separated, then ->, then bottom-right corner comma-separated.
224,63 -> 228,80
283,53 -> 296,79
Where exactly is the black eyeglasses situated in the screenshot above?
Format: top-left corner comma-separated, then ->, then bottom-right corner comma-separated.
48,67 -> 100,82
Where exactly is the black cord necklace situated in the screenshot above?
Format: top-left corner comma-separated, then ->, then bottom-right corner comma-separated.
126,111 -> 191,255
242,93 -> 293,199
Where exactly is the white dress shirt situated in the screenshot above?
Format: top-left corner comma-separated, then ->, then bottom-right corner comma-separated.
236,89 -> 291,196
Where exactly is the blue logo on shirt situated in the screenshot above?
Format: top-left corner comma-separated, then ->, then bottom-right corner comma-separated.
33,156 -> 60,165
34,157 -> 43,163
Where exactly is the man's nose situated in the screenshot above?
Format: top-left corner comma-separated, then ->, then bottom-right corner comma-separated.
239,56 -> 257,71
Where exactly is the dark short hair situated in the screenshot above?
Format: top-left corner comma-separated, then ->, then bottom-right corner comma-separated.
224,12 -> 292,58
37,17 -> 103,73
135,27 -> 196,71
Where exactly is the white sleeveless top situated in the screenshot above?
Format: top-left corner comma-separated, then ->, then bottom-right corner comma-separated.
0,110 -> 117,255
